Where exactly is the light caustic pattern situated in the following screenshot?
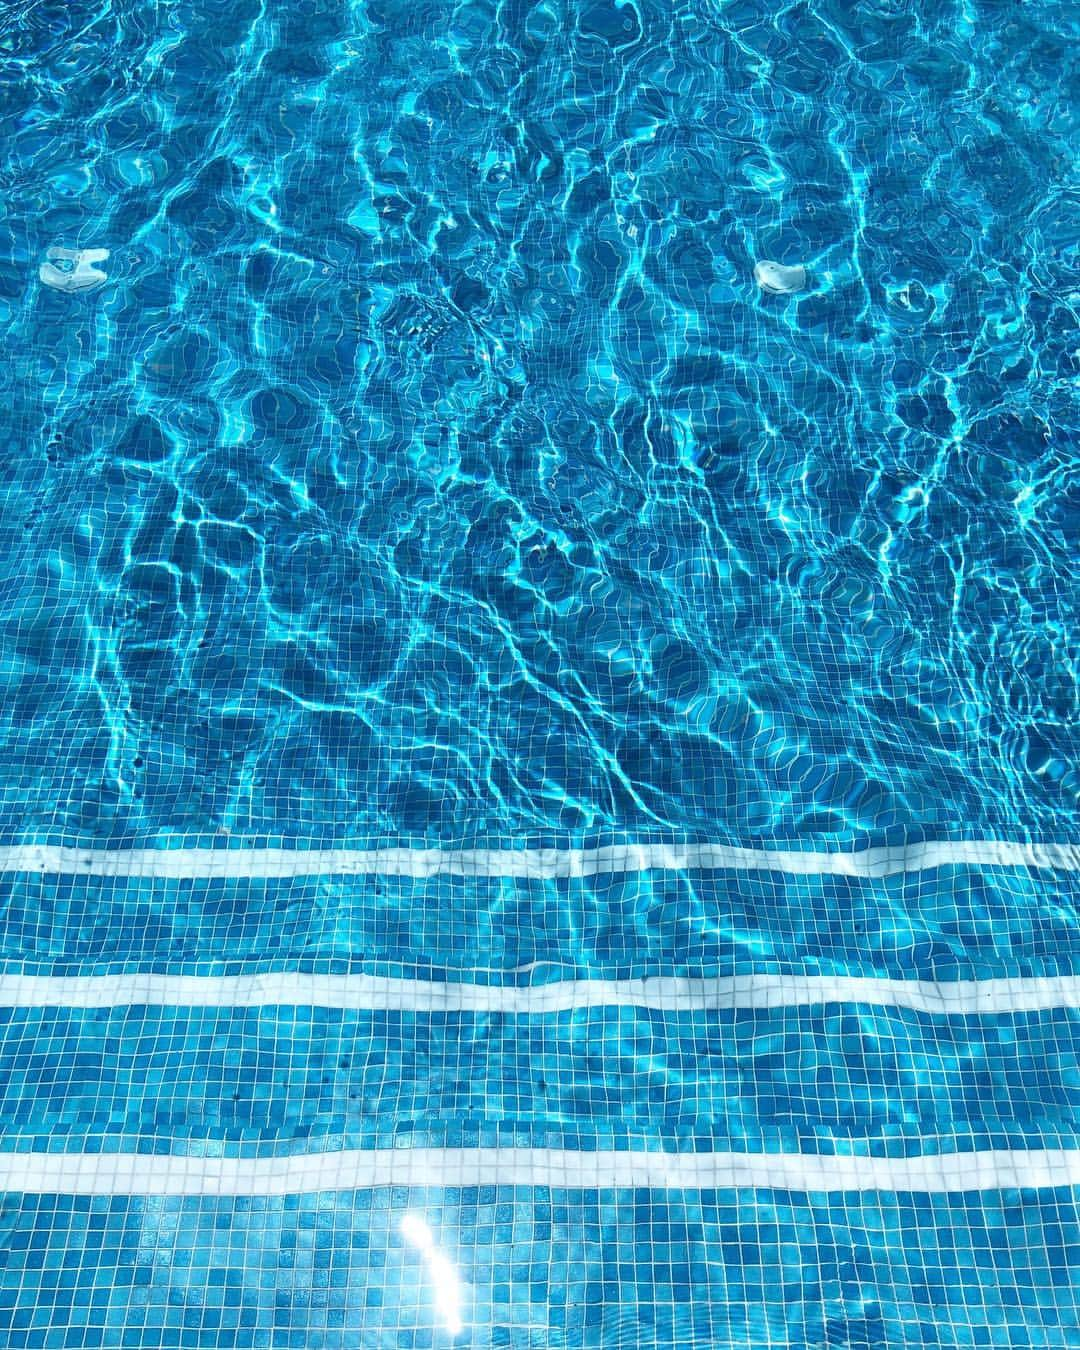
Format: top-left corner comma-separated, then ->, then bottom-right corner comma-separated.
0,0 -> 1075,848
0,0 -> 1078,1346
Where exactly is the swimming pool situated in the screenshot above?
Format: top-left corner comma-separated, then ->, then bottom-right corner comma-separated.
1,0 -> 1078,1343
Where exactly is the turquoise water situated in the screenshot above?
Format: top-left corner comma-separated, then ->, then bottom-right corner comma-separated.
1,0 -> 1079,1346
0,0 -> 1076,846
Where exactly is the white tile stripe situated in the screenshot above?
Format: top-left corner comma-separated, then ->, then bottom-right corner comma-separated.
3,1147 -> 1079,1197
0,839 -> 1077,880
2,971 -> 1079,1015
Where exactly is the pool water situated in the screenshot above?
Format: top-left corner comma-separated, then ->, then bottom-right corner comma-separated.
0,0 -> 1078,1345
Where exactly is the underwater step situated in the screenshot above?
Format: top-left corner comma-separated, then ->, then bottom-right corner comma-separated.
38,245 -> 110,293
